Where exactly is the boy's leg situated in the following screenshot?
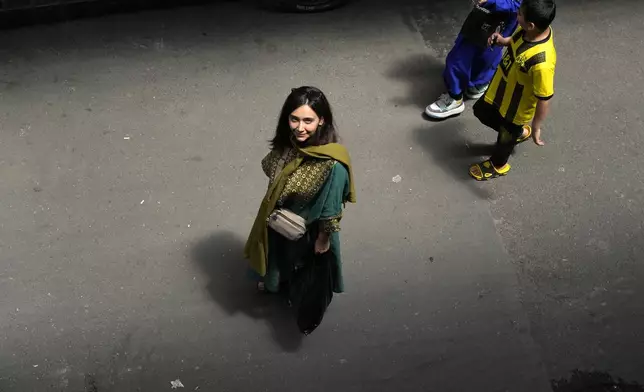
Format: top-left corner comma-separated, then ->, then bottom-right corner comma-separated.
467,46 -> 503,100
489,122 -> 523,168
469,100 -> 522,180
472,98 -> 503,131
468,126 -> 520,181
474,98 -> 533,142
425,36 -> 474,119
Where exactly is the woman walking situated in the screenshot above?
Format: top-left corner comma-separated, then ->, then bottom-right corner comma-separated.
244,86 -> 356,335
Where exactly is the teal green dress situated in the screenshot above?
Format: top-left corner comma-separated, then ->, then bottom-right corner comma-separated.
257,148 -> 350,294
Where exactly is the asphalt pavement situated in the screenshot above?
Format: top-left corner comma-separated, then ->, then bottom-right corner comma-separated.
1,0 -> 643,391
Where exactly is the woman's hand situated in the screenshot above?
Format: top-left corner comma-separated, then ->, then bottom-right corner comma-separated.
314,232 -> 331,254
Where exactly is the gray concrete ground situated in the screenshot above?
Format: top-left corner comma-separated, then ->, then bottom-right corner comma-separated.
0,0 -> 642,391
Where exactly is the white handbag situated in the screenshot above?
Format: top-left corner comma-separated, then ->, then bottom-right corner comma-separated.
267,149 -> 307,241
268,208 -> 307,241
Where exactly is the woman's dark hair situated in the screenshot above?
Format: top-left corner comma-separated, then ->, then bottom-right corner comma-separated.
521,0 -> 556,32
270,86 -> 339,150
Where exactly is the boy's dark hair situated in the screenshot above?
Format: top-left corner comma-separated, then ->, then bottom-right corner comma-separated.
521,0 -> 556,31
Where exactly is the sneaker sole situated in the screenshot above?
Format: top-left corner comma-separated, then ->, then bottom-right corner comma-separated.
465,92 -> 485,100
424,103 -> 465,119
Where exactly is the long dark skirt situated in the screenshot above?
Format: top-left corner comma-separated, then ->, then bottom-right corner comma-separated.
268,227 -> 335,335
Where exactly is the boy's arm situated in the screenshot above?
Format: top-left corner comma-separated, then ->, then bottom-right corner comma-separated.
532,100 -> 550,146
531,64 -> 556,146
488,33 -> 511,47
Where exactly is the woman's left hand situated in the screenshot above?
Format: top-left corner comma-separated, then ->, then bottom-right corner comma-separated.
314,233 -> 331,254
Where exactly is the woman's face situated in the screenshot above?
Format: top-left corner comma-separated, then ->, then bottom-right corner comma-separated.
289,104 -> 324,143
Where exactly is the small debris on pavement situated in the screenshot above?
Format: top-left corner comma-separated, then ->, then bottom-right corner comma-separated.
140,200 -> 145,205
124,136 -> 131,140
170,379 -> 185,389
392,175 -> 402,183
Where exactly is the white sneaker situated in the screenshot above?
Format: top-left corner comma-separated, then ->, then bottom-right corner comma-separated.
425,93 -> 465,119
465,84 -> 489,100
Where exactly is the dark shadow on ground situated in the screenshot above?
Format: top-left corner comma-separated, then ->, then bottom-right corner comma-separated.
385,53 -> 444,111
0,0 -> 240,30
0,0 -> 351,30
413,120 -> 495,200
190,230 -> 303,352
551,370 -> 644,392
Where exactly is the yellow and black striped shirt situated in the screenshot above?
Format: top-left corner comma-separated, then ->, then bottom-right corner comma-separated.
484,27 -> 557,125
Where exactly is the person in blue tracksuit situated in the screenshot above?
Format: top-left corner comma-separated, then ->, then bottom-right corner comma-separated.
425,0 -> 521,119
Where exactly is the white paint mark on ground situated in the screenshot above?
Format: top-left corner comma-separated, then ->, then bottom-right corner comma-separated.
171,379 -> 185,389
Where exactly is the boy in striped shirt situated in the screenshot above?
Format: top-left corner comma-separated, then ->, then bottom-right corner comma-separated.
469,0 -> 557,181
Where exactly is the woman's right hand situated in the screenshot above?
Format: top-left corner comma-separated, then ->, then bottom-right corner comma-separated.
314,233 -> 331,254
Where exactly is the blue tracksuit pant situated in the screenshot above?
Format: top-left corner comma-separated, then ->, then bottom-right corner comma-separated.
443,35 -> 505,98
443,0 -> 521,99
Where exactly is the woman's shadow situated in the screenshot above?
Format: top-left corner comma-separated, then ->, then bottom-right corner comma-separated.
190,230 -> 303,352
